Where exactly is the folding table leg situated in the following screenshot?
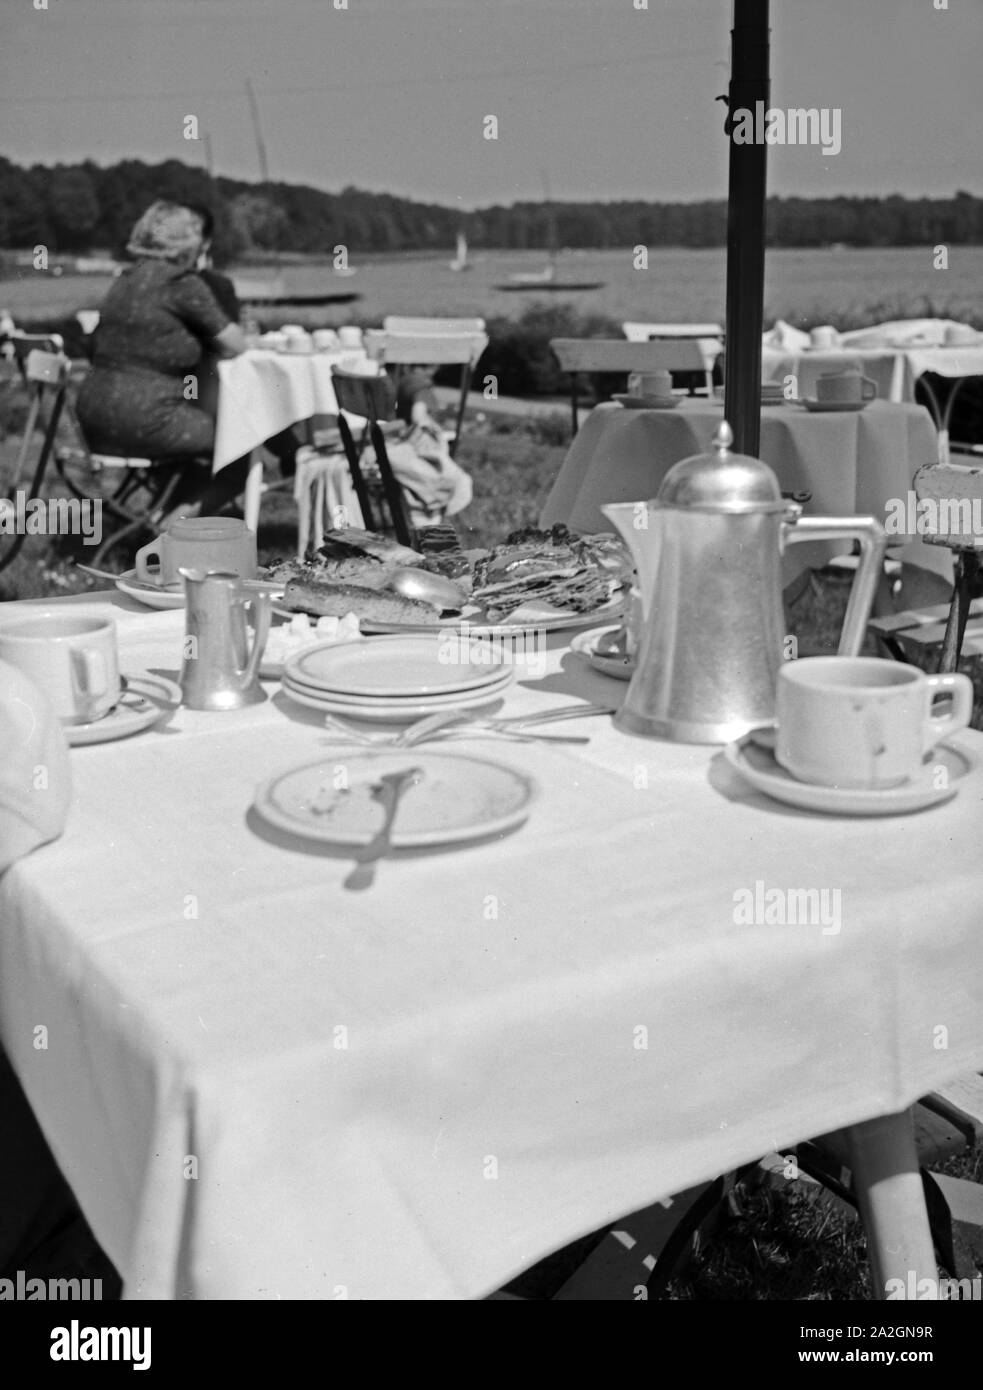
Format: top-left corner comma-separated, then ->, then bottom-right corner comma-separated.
243,452 -> 263,533
844,1110 -> 938,1299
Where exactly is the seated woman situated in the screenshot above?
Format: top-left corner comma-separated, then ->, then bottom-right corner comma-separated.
76,200 -> 248,513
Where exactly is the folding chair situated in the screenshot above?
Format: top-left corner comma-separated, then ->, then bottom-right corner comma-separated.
1,334 -> 200,568
550,337 -> 722,436
0,345 -> 71,573
362,317 -> 488,458
868,459 -> 983,676
329,368 -> 415,547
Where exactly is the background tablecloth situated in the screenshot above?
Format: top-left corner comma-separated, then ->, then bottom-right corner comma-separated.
761,345 -> 983,405
540,399 -> 951,582
213,348 -> 373,470
2,595 -> 982,1299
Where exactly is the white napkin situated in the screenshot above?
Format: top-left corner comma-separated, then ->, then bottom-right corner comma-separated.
762,319 -> 811,351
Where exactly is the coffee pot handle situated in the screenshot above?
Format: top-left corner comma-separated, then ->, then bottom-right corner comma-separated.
783,516 -> 887,656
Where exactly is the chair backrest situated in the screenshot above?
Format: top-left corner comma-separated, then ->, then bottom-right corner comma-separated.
330,367 -> 397,422
331,368 -> 414,545
364,328 -> 489,366
913,461 -> 983,551
623,321 -> 723,342
550,337 -> 716,374
24,348 -> 71,387
383,316 -> 485,335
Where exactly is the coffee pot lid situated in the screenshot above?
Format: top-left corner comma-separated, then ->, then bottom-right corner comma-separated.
657,421 -> 786,513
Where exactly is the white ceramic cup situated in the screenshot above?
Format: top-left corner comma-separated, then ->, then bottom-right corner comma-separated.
810,326 -> 837,350
628,370 -> 673,400
135,516 -> 257,587
313,329 -> 340,351
775,656 -> 974,790
283,327 -> 312,353
0,612 -> 120,725
816,370 -> 877,404
338,326 -> 363,348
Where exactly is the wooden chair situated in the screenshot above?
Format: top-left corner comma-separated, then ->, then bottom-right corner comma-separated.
362,317 -> 488,457
329,368 -> 415,547
550,337 -> 722,436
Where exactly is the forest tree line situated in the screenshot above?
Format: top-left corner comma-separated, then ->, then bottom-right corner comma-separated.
1,155 -> 981,262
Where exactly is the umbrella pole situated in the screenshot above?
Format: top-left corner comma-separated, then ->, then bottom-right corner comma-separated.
724,0 -> 770,457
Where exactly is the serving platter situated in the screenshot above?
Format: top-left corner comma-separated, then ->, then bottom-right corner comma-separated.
358,593 -> 627,636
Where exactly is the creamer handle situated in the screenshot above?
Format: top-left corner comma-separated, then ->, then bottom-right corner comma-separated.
784,516 -> 887,656
240,591 -> 271,688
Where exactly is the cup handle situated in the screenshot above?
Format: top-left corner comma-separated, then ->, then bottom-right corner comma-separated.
71,647 -> 108,699
135,535 -> 165,583
861,377 -> 877,400
924,672 -> 974,748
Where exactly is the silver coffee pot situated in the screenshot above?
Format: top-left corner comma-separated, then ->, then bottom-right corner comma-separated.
603,422 -> 887,744
179,569 -> 270,711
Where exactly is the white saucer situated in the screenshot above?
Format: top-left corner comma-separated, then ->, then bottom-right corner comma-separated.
115,570 -> 185,610
612,394 -> 680,410
801,399 -> 870,413
724,733 -> 973,816
570,625 -> 635,681
66,672 -> 181,746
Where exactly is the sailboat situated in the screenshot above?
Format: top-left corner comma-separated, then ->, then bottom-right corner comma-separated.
495,190 -> 604,292
449,232 -> 472,272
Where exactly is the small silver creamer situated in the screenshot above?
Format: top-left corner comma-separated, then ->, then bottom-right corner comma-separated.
603,422 -> 887,744
179,568 -> 270,711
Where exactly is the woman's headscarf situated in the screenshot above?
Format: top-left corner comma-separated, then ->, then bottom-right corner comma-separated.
126,200 -> 205,268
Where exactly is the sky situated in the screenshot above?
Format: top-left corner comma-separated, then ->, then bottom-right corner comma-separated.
1,0 -> 979,207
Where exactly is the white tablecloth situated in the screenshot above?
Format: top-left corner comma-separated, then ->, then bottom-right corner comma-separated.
213,349 -> 372,471
761,345 -> 983,406
2,594 -> 983,1300
540,399 -> 951,582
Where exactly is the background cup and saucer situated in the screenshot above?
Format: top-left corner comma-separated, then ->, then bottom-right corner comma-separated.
280,324 -> 314,354
119,517 -> 257,608
802,367 -> 877,413
726,656 -> 975,815
134,516 -> 257,590
809,325 -> 838,351
613,370 -> 679,410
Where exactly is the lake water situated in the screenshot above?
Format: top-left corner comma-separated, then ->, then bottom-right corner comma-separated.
5,245 -> 982,331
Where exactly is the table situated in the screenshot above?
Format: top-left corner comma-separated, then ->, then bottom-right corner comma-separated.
540,398 -> 952,584
2,592 -> 982,1299
213,348 -> 374,530
761,344 -> 983,461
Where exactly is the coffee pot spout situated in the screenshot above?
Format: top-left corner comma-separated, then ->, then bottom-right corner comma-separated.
601,501 -> 662,620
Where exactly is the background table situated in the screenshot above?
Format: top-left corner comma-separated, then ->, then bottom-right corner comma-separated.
540,399 -> 951,583
2,593 -> 982,1298
761,343 -> 983,407
214,348 -> 374,529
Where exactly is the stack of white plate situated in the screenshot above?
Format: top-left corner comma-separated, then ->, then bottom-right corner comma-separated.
281,634 -> 513,722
